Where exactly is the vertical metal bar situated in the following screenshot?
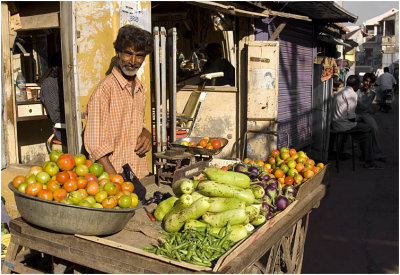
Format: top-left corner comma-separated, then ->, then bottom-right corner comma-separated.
168,28 -> 177,142
160,27 -> 167,151
153,27 -> 161,153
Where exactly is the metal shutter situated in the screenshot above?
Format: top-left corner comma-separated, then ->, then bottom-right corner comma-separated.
255,18 -> 314,150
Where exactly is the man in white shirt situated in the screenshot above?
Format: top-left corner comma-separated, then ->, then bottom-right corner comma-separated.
375,67 -> 397,112
332,75 -> 382,169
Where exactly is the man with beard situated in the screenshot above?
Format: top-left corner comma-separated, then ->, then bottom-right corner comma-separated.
84,25 -> 153,178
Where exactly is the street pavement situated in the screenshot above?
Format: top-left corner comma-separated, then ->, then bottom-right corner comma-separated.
302,96 -> 399,273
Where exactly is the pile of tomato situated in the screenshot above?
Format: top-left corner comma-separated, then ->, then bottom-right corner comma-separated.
180,136 -> 222,149
11,150 -> 139,209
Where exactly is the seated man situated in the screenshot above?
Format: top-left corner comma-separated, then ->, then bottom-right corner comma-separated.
331,75 -> 382,169
356,73 -> 385,162
202,43 -> 235,86
40,52 -> 67,147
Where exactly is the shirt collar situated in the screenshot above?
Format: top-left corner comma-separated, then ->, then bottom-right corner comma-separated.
112,66 -> 144,94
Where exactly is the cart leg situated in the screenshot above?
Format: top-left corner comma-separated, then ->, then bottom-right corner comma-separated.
1,237 -> 20,274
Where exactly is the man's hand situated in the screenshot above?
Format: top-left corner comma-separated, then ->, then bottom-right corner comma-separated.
135,128 -> 151,155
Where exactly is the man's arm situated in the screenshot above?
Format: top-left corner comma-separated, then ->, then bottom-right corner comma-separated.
135,128 -> 151,155
97,155 -> 117,174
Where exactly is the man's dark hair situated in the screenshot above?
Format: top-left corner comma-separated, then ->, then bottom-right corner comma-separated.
50,52 -> 62,67
346,75 -> 360,87
384,67 -> 390,72
113,25 -> 153,54
206,43 -> 221,52
363,73 -> 375,82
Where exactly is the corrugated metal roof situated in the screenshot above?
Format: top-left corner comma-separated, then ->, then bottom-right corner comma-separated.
283,1 -> 358,23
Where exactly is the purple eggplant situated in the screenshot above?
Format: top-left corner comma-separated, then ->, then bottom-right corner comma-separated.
266,185 -> 278,201
266,211 -> 274,220
283,185 -> 296,197
256,181 -> 266,189
234,163 -> 248,173
259,173 -> 271,182
261,202 -> 269,214
275,196 -> 289,211
247,166 -> 260,177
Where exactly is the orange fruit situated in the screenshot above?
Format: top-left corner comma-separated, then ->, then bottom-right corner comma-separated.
203,136 -> 210,142
312,166 -> 320,174
206,145 -> 213,149
256,160 -> 265,167
295,163 -> 305,172
303,170 -> 314,179
289,148 -> 297,156
268,157 -> 276,165
271,150 -> 280,157
284,176 -> 294,185
198,139 -> 208,148
278,177 -> 285,185
274,169 -> 284,179
294,174 -> 303,185
189,141 -> 197,147
317,163 -> 324,168
211,139 -> 222,149
305,159 -> 315,166
221,166 -> 228,171
249,160 -> 256,164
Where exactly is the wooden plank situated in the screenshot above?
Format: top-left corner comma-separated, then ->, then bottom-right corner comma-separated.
218,184 -> 326,273
178,85 -> 237,93
9,218 -> 197,274
269,21 -> 287,41
75,235 -> 212,272
296,164 -> 328,200
60,2 -> 81,155
1,3 -> 18,164
213,201 -> 298,272
19,12 -> 59,30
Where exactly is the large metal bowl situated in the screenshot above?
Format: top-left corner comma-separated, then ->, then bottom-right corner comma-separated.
170,137 -> 229,156
9,182 -> 141,236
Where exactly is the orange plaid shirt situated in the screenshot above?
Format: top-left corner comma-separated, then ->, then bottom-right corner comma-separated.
84,66 -> 149,179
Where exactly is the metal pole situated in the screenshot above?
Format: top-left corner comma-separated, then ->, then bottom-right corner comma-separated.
160,27 -> 167,151
153,27 -> 161,153
168,28 -> 177,142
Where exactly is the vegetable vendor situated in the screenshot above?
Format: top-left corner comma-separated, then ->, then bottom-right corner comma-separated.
84,25 -> 153,178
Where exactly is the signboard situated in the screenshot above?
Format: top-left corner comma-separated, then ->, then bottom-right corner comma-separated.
120,1 -> 151,32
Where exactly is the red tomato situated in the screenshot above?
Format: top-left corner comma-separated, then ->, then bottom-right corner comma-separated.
98,178 -> 110,188
47,180 -> 61,192
198,139 -> 208,148
77,177 -> 88,189
63,179 -> 78,192
56,171 -> 70,184
85,173 -> 97,183
102,197 -> 117,209
121,182 -> 134,193
110,174 -> 124,185
221,166 -> 228,171
86,181 -> 100,196
211,139 -> 222,149
67,171 -> 78,180
12,176 -> 26,188
114,182 -> 122,191
284,176 -> 294,185
26,182 -> 43,196
57,154 -> 75,171
38,189 -> 53,201
77,189 -> 88,200
53,188 -> 68,202
85,159 -> 93,167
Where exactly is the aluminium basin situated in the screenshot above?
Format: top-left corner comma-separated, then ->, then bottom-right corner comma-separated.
9,182 -> 140,236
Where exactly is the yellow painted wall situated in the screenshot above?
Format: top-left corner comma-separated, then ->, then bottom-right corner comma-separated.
74,1 -> 153,169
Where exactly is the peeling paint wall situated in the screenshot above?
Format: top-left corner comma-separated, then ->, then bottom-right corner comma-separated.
75,1 -> 153,168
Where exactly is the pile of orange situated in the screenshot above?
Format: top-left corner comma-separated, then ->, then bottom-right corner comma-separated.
11,150 -> 139,209
245,147 -> 324,187
180,136 -> 222,150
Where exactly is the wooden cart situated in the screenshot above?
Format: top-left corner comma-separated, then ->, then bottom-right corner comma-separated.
1,166 -> 328,274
